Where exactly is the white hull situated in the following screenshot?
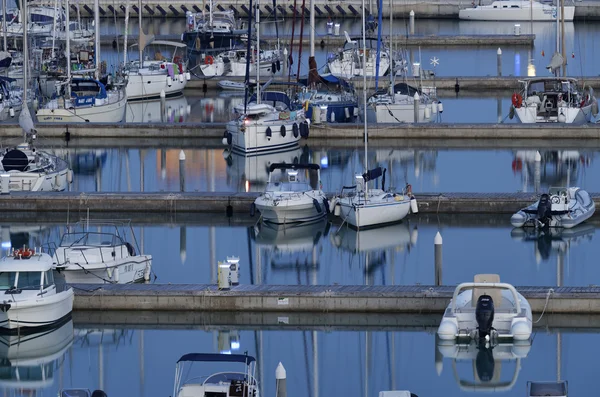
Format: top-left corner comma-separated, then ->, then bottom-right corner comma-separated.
126,71 -> 187,100
337,193 -> 411,228
328,56 -> 389,79
56,256 -> 152,284
227,118 -> 304,154
7,168 -> 69,192
0,288 -> 73,331
255,194 -> 327,224
36,92 -> 127,123
459,4 -> 574,21
515,103 -> 591,124
369,102 -> 437,123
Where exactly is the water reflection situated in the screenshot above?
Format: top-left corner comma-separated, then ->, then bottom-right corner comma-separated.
126,96 -> 191,123
0,319 -> 73,394
435,338 -> 531,393
510,223 -> 595,263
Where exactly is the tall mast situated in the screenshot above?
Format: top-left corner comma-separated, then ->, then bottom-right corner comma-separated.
309,0 -> 314,58
21,0 -> 27,104
361,0 -> 367,177
2,0 -> 7,51
124,0 -> 129,64
560,0 -> 565,76
138,0 -> 142,68
66,0 -> 71,96
389,0 -> 393,90
94,0 -> 100,80
255,0 -> 260,104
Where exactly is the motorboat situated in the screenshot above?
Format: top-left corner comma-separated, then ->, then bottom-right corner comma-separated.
528,381 -> 568,397
327,33 -> 391,79
51,220 -> 152,284
254,163 -> 328,224
0,137 -> 72,192
223,91 -> 309,154
459,0 -> 574,21
330,167 -> 416,229
510,223 -> 594,263
173,353 -> 259,397
510,187 -> 595,229
36,78 -> 127,123
511,77 -> 597,124
437,274 -> 532,342
0,319 -> 73,391
0,248 -> 74,333
199,47 -> 282,77
367,82 -> 440,123
435,336 -> 530,392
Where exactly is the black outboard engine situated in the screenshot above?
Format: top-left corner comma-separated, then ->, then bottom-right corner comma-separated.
537,193 -> 552,227
475,342 -> 495,382
475,294 -> 495,339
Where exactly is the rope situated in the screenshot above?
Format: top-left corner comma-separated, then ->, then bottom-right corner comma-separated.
533,288 -> 554,324
69,262 -> 117,284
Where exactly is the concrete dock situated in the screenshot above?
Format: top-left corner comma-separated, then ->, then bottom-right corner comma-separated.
70,283 -> 600,315
0,191 -> 598,216
4,122 -> 600,140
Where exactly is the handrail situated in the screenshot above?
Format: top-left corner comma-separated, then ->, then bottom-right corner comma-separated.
451,282 -> 521,314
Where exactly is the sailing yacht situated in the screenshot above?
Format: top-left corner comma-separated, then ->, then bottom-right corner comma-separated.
329,3 -> 416,229
36,0 -> 127,122
327,33 -> 390,79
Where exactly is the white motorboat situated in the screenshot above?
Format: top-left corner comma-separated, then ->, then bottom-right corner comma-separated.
528,381 -> 568,397
330,167 -> 415,229
0,319 -> 73,390
224,91 -> 309,154
254,163 -> 328,224
459,0 -> 574,21
511,78 -> 597,124
435,337 -> 530,392
173,353 -> 259,397
437,274 -> 532,342
367,82 -> 440,123
52,220 -> 152,284
327,33 -> 391,79
0,249 -> 74,333
511,187 -> 595,229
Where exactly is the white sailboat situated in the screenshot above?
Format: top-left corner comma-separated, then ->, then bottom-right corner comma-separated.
459,0 -> 574,21
329,0 -> 415,229
36,0 -> 127,123
327,32 -> 390,79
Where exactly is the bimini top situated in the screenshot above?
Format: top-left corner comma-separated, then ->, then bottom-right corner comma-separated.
249,91 -> 292,110
269,163 -> 320,173
177,353 -> 256,364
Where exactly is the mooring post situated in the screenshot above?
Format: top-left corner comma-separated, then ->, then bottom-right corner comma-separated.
276,362 -> 287,397
435,231 -> 443,286
409,10 -> 415,35
179,150 -> 186,192
497,47 -> 502,76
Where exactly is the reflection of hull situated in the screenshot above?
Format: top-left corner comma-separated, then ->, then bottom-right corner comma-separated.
510,223 -> 595,262
253,218 -> 329,252
436,337 -> 530,393
331,221 -> 414,252
0,319 -> 73,389
126,95 -> 190,123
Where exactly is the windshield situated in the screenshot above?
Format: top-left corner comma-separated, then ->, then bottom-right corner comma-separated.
60,232 -> 122,247
0,271 -> 41,290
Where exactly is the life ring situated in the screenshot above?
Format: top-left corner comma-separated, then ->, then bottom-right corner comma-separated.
205,55 -> 214,65
15,248 -> 33,258
511,93 -> 523,108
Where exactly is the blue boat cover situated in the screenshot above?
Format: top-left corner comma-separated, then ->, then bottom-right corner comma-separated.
249,91 -> 291,109
177,353 -> 256,364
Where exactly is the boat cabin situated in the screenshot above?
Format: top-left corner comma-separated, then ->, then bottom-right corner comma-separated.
266,163 -> 320,193
53,231 -> 136,267
0,251 -> 56,295
522,78 -> 582,117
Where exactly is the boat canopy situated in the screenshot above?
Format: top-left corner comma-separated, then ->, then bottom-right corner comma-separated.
269,163 -> 320,173
177,353 -> 256,364
249,91 -> 292,109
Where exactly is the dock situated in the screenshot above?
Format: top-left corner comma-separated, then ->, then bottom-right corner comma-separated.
70,283 -> 600,315
0,191 -> 599,216
30,0 -> 600,20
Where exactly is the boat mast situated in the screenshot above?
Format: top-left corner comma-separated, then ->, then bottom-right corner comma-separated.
94,0 -> 100,80
560,0 -> 566,76
2,0 -> 7,51
66,0 -> 71,96
255,0 -> 260,104
389,0 -> 394,97
361,0 -> 368,194
21,0 -> 27,104
51,0 -> 58,59
124,0 -> 129,64
138,0 -> 142,68
243,0 -> 252,114
309,0 -> 314,61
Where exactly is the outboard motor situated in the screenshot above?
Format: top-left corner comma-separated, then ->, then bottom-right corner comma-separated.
537,193 -> 552,227
475,294 -> 495,339
475,342 -> 495,382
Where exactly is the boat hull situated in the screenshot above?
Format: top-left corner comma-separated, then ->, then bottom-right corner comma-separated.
36,93 -> 127,123
459,5 -> 574,21
337,195 -> 411,229
255,194 -> 327,224
369,102 -> 437,123
7,168 -> 69,192
515,103 -> 591,124
126,72 -> 188,100
55,256 -> 152,284
227,119 -> 304,154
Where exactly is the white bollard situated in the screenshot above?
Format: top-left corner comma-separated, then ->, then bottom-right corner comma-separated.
179,150 -> 186,192
413,92 -> 420,122
514,24 -> 521,36
434,231 -> 442,286
276,362 -> 287,397
0,174 -> 10,194
409,10 -> 415,35
534,151 -> 541,193
497,48 -> 502,76
334,22 -> 340,36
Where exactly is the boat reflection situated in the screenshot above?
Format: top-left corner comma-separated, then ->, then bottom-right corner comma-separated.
512,150 -> 593,192
225,146 -> 307,192
436,336 -> 531,392
0,319 -> 73,392
332,221 -> 417,253
126,95 -> 191,123
191,93 -> 245,123
510,223 -> 595,263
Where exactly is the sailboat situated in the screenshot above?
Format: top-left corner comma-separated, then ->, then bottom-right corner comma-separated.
329,0 -> 416,229
0,0 -> 71,192
222,0 -> 308,155
36,0 -> 127,123
123,0 -> 190,100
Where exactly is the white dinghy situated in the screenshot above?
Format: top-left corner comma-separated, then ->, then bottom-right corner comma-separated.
0,248 -> 74,333
511,187 -> 595,229
437,274 -> 532,342
253,163 -> 328,224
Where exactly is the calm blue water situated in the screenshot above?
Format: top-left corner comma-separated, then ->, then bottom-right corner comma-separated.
11,323 -> 597,397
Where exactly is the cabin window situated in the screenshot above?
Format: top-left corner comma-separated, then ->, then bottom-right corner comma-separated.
510,5 -> 520,7
493,5 -> 497,7
503,5 -> 508,7
0,272 -> 16,290
16,271 -> 42,290
43,270 -> 54,289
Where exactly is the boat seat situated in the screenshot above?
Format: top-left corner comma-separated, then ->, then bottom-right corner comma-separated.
472,274 -> 501,307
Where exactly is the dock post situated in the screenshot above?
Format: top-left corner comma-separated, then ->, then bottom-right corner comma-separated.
160,90 -> 166,123
409,10 -> 415,35
0,174 -> 10,194
497,48 -> 502,76
283,47 -> 288,76
413,92 -> 420,122
179,150 -> 186,192
534,151 -> 541,193
276,362 -> 287,397
434,232 -> 442,286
